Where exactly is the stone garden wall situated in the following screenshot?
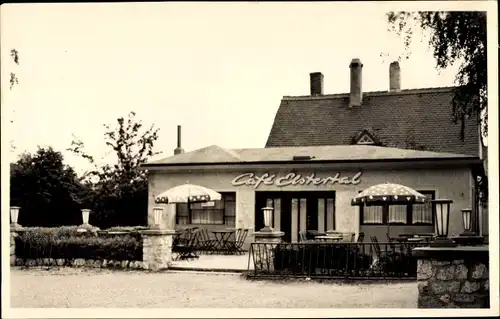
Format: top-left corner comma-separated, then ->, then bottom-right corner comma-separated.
13,257 -> 144,269
415,247 -> 489,308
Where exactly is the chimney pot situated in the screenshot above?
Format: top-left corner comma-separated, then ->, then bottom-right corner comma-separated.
174,125 -> 184,155
349,58 -> 363,107
389,61 -> 401,92
310,72 -> 324,96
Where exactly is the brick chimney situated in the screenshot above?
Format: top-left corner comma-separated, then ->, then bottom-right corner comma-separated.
389,61 -> 401,92
310,72 -> 324,96
349,58 -> 363,107
174,125 -> 184,155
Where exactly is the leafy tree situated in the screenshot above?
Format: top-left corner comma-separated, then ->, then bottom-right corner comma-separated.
68,111 -> 160,227
387,11 -> 487,142
10,147 -> 85,226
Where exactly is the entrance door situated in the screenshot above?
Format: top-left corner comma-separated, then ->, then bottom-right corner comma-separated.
255,191 -> 335,243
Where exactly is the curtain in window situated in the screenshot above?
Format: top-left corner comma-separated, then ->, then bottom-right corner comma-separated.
363,206 -> 383,224
413,193 -> 434,224
388,205 -> 407,223
176,192 -> 236,225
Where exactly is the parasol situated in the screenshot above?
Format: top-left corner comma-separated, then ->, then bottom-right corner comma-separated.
351,182 -> 428,239
155,183 -> 222,204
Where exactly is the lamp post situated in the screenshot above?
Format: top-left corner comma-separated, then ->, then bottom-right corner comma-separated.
10,206 -> 21,228
261,206 -> 274,232
430,199 -> 457,248
460,208 -> 474,236
152,207 -> 164,229
451,208 -> 485,246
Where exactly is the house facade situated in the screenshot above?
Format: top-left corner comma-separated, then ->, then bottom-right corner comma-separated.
142,144 -> 481,246
141,58 -> 486,244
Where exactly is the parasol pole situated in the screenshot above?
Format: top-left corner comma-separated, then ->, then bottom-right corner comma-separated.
386,202 -> 390,240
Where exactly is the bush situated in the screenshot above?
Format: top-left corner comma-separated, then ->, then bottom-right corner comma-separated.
273,244 -> 373,275
15,227 -> 142,261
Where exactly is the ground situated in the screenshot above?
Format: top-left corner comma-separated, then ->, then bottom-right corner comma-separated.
10,268 -> 417,308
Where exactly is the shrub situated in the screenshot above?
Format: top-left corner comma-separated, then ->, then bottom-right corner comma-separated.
15,227 -> 142,261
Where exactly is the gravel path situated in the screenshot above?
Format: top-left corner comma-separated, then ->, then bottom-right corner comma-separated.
10,268 -> 417,308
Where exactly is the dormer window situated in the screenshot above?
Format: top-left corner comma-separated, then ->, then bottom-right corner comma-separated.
354,129 -> 379,145
357,134 -> 375,145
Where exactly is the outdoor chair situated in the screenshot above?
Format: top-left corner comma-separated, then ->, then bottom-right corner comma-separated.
173,228 -> 200,260
195,228 -> 218,254
227,228 -> 249,255
369,236 -> 399,273
299,230 -> 314,243
356,232 -> 365,243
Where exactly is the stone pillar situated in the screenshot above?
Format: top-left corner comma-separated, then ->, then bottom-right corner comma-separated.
10,226 -> 26,266
413,246 -> 489,308
140,229 -> 176,271
252,230 -> 284,272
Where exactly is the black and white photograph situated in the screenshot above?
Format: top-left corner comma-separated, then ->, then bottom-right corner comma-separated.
1,1 -> 498,317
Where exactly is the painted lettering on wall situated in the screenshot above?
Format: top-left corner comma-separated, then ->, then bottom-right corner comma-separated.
231,172 -> 362,188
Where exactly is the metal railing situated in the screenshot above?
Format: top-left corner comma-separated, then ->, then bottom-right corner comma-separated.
247,242 -> 428,280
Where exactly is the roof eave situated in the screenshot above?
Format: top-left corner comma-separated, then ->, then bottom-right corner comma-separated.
139,156 -> 481,170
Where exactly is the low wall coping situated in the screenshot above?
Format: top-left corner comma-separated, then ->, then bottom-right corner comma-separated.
253,230 -> 285,238
140,229 -> 176,236
413,245 -> 489,260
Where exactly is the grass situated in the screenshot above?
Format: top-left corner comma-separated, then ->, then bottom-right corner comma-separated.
10,267 -> 418,308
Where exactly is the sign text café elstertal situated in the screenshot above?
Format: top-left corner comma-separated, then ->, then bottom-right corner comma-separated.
231,172 -> 363,189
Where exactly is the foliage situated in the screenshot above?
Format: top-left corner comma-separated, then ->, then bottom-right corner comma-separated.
68,112 -> 160,228
10,147 -> 87,227
387,11 -> 487,141
15,227 -> 142,261
9,48 -> 19,89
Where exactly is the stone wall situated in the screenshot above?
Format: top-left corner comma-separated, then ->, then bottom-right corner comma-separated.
415,246 -> 489,308
13,257 -> 144,269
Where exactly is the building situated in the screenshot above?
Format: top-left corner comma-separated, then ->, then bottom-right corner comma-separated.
141,59 -> 485,245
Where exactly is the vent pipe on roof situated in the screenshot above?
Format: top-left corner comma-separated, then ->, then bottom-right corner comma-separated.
310,72 -> 324,96
349,58 -> 363,107
389,61 -> 401,92
174,125 -> 184,155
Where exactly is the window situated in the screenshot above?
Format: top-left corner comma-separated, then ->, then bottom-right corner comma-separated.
412,191 -> 435,225
388,205 -> 407,224
360,190 -> 435,225
176,192 -> 236,226
361,205 -> 384,224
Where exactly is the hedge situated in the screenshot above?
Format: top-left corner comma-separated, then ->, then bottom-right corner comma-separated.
15,227 -> 142,261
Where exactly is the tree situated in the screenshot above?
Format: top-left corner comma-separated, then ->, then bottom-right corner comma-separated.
10,147 -> 85,227
68,111 -> 160,227
387,11 -> 487,142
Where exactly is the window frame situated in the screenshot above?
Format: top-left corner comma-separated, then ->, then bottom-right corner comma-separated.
359,190 -> 435,226
175,192 -> 236,226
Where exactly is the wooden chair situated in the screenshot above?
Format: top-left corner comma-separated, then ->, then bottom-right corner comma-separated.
173,228 -> 200,260
356,232 -> 365,243
195,228 -> 218,254
227,228 -> 249,255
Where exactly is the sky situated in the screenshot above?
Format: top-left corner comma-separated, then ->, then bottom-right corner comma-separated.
0,2 -> 487,176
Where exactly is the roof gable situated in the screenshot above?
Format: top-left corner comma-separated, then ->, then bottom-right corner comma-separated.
265,87 -> 479,156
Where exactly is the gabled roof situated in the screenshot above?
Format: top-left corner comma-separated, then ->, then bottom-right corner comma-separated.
143,144 -> 477,167
265,87 -> 480,156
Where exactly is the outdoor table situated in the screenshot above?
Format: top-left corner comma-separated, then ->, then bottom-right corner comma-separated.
212,229 -> 236,253
314,235 -> 343,242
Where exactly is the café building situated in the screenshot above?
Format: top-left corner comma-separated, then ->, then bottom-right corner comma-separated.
141,58 -> 486,245
142,143 -> 482,245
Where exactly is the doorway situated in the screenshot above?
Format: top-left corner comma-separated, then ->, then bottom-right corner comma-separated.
255,191 -> 336,242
